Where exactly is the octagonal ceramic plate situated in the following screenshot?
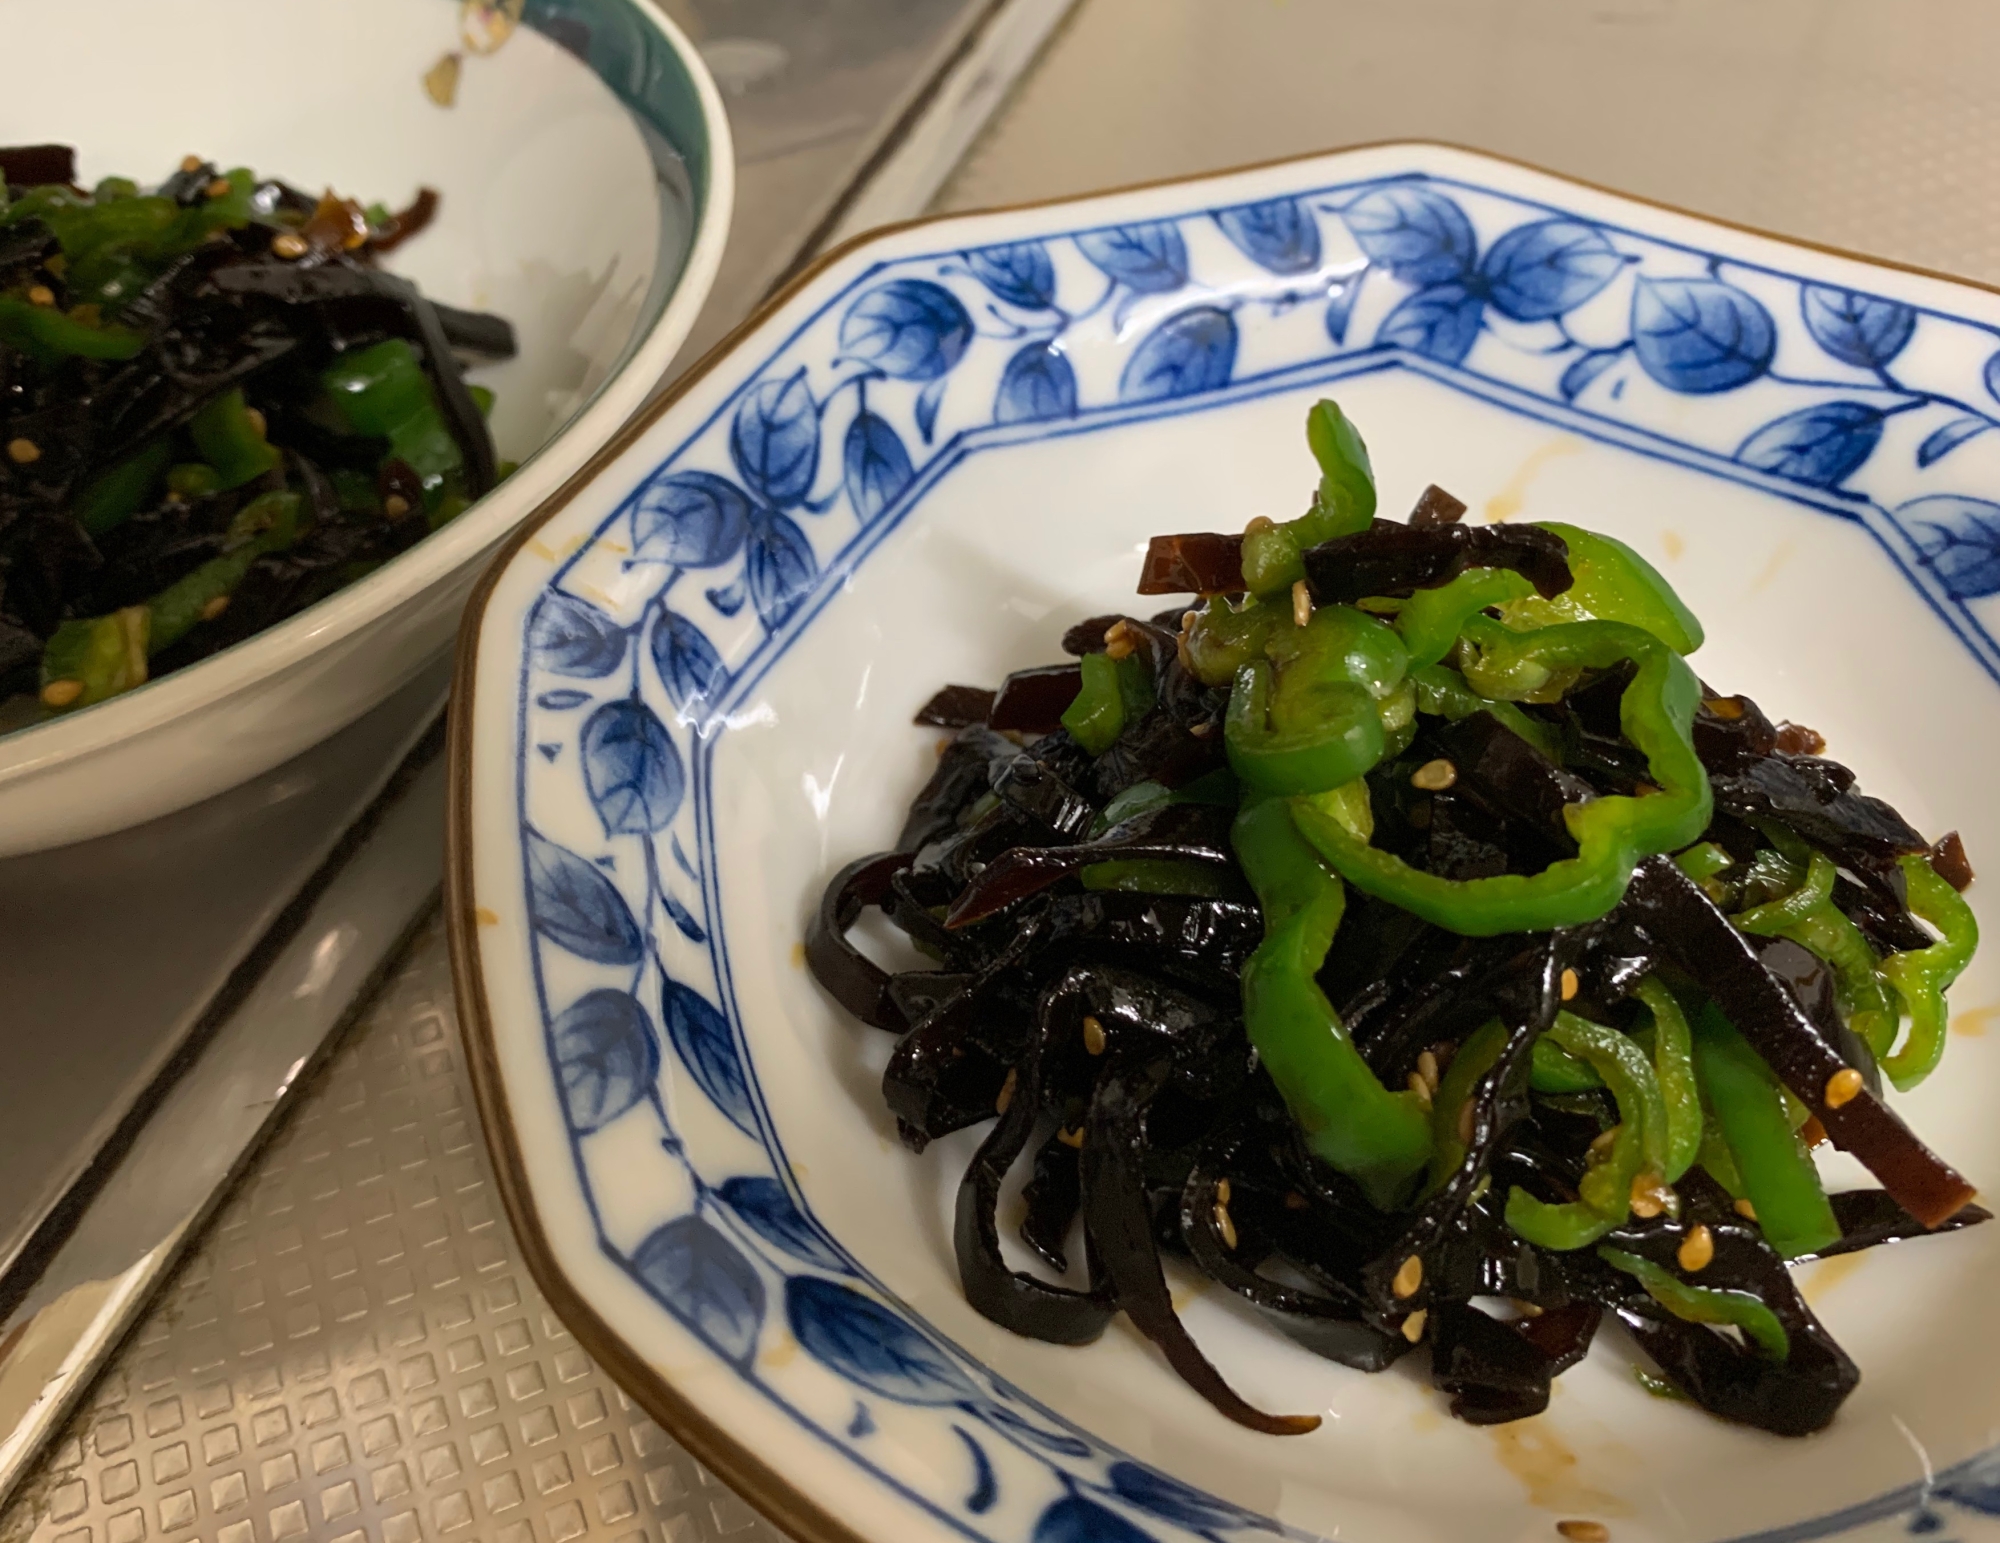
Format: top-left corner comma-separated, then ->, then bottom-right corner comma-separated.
448,144 -> 2000,1543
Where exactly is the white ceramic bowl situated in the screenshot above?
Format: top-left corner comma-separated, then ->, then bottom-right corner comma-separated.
450,144 -> 2000,1543
0,0 -> 732,855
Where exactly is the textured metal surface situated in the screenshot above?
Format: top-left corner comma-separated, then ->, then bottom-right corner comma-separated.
0,924 -> 783,1543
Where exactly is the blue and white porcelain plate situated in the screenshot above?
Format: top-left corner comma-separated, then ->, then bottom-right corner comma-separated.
447,144 -> 2000,1543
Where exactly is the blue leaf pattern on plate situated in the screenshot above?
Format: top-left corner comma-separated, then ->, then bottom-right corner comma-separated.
745,509 -> 818,632
964,242 -> 1057,310
630,1215 -> 765,1368
1118,307 -> 1236,403
550,988 -> 658,1132
1340,183 -> 1476,284
1919,416 -> 1991,468
631,469 -> 753,567
1377,281 -> 1484,365
525,829 -> 644,965
1324,265 -> 1366,344
660,977 -> 756,1134
995,341 -> 1078,424
536,688 -> 592,710
1737,402 -> 1886,488
915,376 -> 949,443
1630,277 -> 1775,393
839,279 -> 973,380
660,888 -> 706,944
843,411 -> 915,522
1076,223 -> 1189,294
1986,351 -> 2000,405
730,370 -> 820,508
705,577 -> 747,617
1560,347 -> 1625,401
580,699 -> 686,834
1033,1496 -> 1157,1543
649,609 -> 729,721
1107,1464 -> 1263,1531
1801,286 -> 1916,369
785,1277 -> 979,1405
977,1404 -> 1091,1458
1902,495 -> 2000,599
1479,219 -> 1623,321
1212,198 -> 1321,275
718,1176 -> 847,1272
953,1427 -> 997,1513
528,592 -> 628,678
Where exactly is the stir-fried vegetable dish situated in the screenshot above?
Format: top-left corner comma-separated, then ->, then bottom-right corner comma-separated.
0,143 -> 514,727
808,399 -> 1986,1436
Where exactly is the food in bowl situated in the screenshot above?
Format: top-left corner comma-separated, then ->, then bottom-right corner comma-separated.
807,399 -> 1984,1438
0,142 -> 513,726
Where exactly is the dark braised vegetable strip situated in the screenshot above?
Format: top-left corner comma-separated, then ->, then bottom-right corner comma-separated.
945,801 -> 1238,926
1300,519 -> 1573,606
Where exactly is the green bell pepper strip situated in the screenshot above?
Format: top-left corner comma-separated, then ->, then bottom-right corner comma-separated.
1225,604 -> 1409,795
1429,1018 -> 1510,1190
1395,567 -> 1536,670
1733,847 -> 1899,1059
39,607 -> 149,709
320,338 -> 465,501
1185,594 -> 1286,688
1061,649 -> 1154,754
1507,1010 -> 1670,1249
1231,792 -> 1433,1208
1596,1248 -> 1790,1360
1674,842 -> 1734,884
189,388 -> 281,489
74,439 -> 171,538
1689,1001 -> 1840,1259
1499,523 -> 1704,655
1696,1117 -> 1747,1198
1239,400 -> 1376,597
1880,852 -> 1980,1090
1295,618 -> 1711,935
0,295 -> 145,364
1407,662 -> 1561,761
1632,976 -> 1702,1182
1078,858 -> 1237,898
1531,1036 -> 1603,1093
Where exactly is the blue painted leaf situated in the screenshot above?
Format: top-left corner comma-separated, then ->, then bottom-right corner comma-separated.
847,1404 -> 875,1438
630,1215 -> 765,1368
745,510 -> 818,633
649,609 -> 729,721
1076,222 -> 1189,294
1118,306 -> 1236,403
718,1176 -> 847,1271
953,1428 -> 997,1513
1938,1447 -> 2000,1516
1375,281 -> 1484,365
705,577 -> 746,617
1033,1496 -> 1157,1543
1630,277 -> 1775,393
660,888 -> 706,944
842,411 -> 914,522
1900,494 -> 2000,599
550,988 -> 658,1132
785,1276 -> 979,1405
914,376 -> 948,443
730,369 -> 820,508
1800,285 -> 1916,369
528,592 -> 627,678
1212,198 -> 1321,275
995,340 -> 1078,424
1918,416 -> 1991,467
1560,347 -> 1625,400
977,1403 -> 1090,1457
525,828 -> 644,965
1108,1463 -> 1263,1531
963,242 -> 1057,309
1479,219 -> 1622,321
1736,402 -> 1885,488
1340,183 -> 1476,285
631,469 -> 752,567
1324,265 -> 1366,344
536,689 -> 591,710
1986,351 -> 2000,405
671,834 -> 697,880
580,699 -> 685,834
838,279 -> 973,381
538,743 -> 560,762
660,977 -> 755,1134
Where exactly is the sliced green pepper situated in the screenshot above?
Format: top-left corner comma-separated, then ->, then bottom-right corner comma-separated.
320,338 -> 465,501
1689,1001 -> 1839,1259
189,388 -> 281,488
1674,841 -> 1735,885
1078,858 -> 1236,898
1597,1247 -> 1789,1359
1225,604 -> 1409,795
1500,523 -> 1704,655
74,439 -> 170,537
1296,618 -> 1710,935
0,295 -> 145,364
1880,852 -> 1980,1090
1239,399 -> 1375,597
1232,791 -> 1432,1208
1407,662 -> 1561,761
1733,846 -> 1899,1059
1396,567 -> 1535,670
1633,976 -> 1702,1182
1429,1018 -> 1510,1190
1530,1036 -> 1604,1093
1061,649 -> 1154,754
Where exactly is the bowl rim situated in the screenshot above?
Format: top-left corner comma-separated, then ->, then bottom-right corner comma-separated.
445,138 -> 2000,1543
0,0 -> 736,789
